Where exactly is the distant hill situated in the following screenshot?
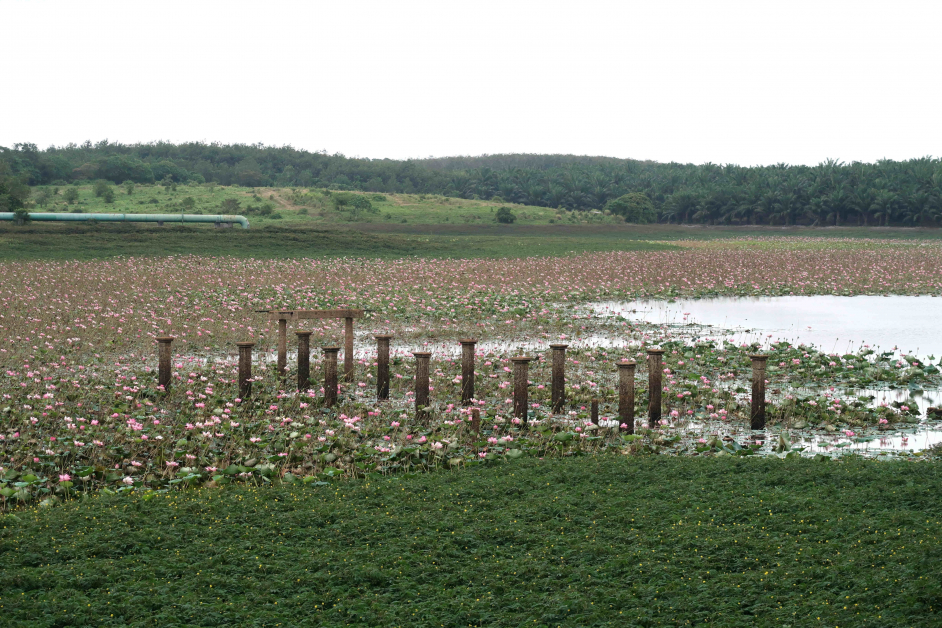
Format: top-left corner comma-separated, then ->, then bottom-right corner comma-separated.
2,141 -> 940,226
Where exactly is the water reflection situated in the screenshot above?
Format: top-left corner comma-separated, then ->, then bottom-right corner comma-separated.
592,295 -> 942,360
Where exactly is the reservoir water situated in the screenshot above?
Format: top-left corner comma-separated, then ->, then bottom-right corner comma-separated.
592,295 -> 942,360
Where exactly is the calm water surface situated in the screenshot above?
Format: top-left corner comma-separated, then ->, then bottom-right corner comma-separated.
592,295 -> 942,359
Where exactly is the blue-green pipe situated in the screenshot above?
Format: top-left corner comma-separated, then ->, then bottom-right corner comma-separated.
0,212 -> 250,229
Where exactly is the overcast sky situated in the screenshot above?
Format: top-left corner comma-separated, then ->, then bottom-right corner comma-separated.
2,0 -> 939,166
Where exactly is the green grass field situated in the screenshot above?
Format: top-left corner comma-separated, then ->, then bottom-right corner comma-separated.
1,456 -> 939,627
24,183 -> 942,235
9,183 -> 942,260
0,222 -> 679,260
23,183 -> 589,227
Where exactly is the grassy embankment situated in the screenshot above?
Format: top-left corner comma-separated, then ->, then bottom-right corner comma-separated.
7,183 -> 942,260
1,456 -> 940,627
3,183 -> 654,259
18,183 -> 582,226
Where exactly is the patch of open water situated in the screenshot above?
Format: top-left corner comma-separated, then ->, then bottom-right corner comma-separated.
591,295 -> 942,359
590,295 -> 942,456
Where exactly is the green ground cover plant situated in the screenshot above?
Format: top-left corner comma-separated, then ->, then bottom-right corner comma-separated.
1,456 -> 940,627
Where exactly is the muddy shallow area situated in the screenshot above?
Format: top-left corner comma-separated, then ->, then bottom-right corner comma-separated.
589,296 -> 942,457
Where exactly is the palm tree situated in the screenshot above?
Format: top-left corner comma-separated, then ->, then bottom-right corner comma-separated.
902,191 -> 937,226
870,190 -> 898,226
850,188 -> 873,226
806,197 -> 829,226
667,190 -> 700,224
545,184 -> 568,210
828,185 -> 850,226
773,192 -> 798,226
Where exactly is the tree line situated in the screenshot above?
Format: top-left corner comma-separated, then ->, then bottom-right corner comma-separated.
2,141 -> 941,226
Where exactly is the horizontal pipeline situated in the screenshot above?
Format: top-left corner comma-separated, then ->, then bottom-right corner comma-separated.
0,212 -> 250,229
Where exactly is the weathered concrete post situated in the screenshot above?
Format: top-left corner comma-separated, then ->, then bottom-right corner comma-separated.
750,354 -> 769,430
459,339 -> 476,405
549,344 -> 568,412
375,334 -> 392,400
647,348 -> 665,428
323,347 -> 340,407
277,317 -> 288,377
511,356 -> 532,422
156,336 -> 174,391
590,399 -> 599,425
470,408 -> 481,435
343,316 -> 355,382
413,351 -> 431,419
237,341 -> 255,397
295,331 -> 312,392
617,360 -> 636,434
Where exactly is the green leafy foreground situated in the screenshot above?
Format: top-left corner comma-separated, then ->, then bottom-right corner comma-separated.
1,457 -> 940,627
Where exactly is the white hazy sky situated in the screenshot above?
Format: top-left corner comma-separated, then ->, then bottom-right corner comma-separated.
2,0 -> 939,166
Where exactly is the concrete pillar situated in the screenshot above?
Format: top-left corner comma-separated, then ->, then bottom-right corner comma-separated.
750,354 -> 769,430
237,341 -> 255,397
375,334 -> 392,401
323,347 -> 340,407
277,317 -> 288,378
549,344 -> 568,412
459,339 -> 476,405
647,348 -> 665,428
617,360 -> 636,434
413,351 -> 431,419
156,336 -> 174,391
511,356 -> 532,422
295,331 -> 312,392
343,316 -> 355,382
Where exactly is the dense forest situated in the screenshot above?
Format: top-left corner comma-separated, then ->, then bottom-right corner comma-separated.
3,141 -> 941,226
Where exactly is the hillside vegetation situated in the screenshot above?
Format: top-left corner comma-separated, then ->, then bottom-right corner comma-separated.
8,182 -> 584,226
7,181 -> 942,260
3,142 -> 942,226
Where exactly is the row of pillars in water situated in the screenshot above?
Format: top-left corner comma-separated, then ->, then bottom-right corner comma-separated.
155,336 -> 771,432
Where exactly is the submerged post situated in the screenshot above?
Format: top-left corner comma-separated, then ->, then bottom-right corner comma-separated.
156,336 -> 174,391
277,317 -> 288,377
295,331 -> 312,392
459,339 -> 476,405
237,341 -> 255,397
617,360 -> 636,433
550,344 -> 568,412
413,351 -> 431,419
750,354 -> 769,430
375,334 -> 392,400
323,347 -> 340,407
647,348 -> 664,428
511,356 -> 532,422
344,316 -> 355,382
591,399 -> 599,425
